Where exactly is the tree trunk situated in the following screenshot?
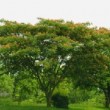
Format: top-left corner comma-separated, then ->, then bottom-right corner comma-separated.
12,79 -> 17,99
105,93 -> 109,108
107,83 -> 110,108
103,89 -> 110,108
45,92 -> 52,107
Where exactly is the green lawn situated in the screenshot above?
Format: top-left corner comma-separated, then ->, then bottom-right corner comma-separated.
0,105 -> 65,110
69,103 -> 109,110
0,104 -> 109,110
0,98 -> 109,110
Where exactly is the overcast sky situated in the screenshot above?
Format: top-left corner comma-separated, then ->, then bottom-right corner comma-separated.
0,0 -> 110,28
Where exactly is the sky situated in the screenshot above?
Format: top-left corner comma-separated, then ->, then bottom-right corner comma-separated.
0,0 -> 110,28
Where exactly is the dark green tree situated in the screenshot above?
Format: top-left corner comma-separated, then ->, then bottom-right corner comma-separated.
69,25 -> 110,108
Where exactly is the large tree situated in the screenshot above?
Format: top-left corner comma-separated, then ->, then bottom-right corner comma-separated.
0,19 -> 80,107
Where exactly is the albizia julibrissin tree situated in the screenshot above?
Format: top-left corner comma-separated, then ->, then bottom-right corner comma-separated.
0,19 -> 81,107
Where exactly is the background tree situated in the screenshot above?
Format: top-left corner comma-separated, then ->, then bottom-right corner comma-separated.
0,74 -> 13,97
69,24 -> 110,108
12,71 -> 38,103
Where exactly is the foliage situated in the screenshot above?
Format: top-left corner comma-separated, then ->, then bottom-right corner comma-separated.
53,79 -> 71,96
35,89 -> 46,103
0,74 -> 13,97
12,72 -> 38,103
69,88 -> 93,103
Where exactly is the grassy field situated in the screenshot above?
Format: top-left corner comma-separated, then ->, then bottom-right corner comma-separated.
0,98 -> 109,110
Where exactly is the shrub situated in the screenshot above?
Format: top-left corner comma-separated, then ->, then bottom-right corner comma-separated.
52,93 -> 69,108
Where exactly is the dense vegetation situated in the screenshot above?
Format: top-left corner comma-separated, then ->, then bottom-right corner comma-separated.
0,18 -> 110,109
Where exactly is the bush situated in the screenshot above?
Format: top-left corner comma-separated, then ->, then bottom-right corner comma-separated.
52,93 -> 69,108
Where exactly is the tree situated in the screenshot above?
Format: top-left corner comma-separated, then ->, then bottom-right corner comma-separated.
0,19 -> 80,107
69,25 -> 110,108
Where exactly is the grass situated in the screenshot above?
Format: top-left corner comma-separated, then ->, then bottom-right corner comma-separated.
0,98 -> 66,110
69,103 -> 109,110
0,105 -> 66,110
0,98 -> 109,110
